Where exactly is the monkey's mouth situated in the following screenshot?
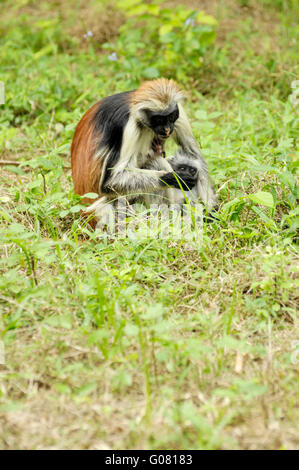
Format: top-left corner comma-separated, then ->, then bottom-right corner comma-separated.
152,136 -> 166,157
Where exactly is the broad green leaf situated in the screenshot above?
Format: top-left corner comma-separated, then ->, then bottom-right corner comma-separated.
81,192 -> 99,199
195,110 -> 208,120
143,67 -> 160,79
70,204 -> 84,213
45,315 -> 73,330
34,19 -> 57,29
75,382 -> 98,397
127,4 -> 148,16
221,197 -> 244,213
55,383 -> 71,395
196,11 -> 218,25
247,191 -> 275,208
117,0 -> 140,11
59,210 -> 69,218
147,5 -> 160,15
124,324 -> 139,336
159,24 -> 173,36
209,112 -> 223,119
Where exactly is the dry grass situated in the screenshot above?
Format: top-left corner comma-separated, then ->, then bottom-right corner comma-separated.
1,307 -> 298,450
1,240 -> 298,449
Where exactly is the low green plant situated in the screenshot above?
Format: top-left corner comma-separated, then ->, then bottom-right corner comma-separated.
102,0 -> 217,82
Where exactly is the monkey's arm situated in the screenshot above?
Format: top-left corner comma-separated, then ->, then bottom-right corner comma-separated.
173,105 -> 218,210
103,157 -> 196,195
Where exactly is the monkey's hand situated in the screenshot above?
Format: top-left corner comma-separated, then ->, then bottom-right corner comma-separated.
152,137 -> 165,156
160,172 -> 197,191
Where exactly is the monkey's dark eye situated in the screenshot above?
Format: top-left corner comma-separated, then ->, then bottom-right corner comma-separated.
179,166 -> 186,171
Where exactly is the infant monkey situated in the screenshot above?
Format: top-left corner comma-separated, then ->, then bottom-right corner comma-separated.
167,153 -> 198,204
167,151 -> 219,222
142,141 -> 217,214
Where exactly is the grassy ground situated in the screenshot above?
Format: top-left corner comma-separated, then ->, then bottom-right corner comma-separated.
0,0 -> 298,450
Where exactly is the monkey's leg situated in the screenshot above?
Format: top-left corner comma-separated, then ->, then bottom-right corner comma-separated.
89,158 -> 197,229
196,172 -> 218,212
85,196 -> 116,232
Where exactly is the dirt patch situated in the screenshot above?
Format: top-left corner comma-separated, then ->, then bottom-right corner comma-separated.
3,0 -> 124,48
63,1 -> 124,47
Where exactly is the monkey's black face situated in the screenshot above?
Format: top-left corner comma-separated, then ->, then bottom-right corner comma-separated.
172,163 -> 197,178
145,105 -> 179,139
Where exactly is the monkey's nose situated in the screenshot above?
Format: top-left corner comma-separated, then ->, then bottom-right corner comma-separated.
165,127 -> 171,137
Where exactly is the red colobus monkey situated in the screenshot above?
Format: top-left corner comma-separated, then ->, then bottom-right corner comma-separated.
71,78 -> 217,228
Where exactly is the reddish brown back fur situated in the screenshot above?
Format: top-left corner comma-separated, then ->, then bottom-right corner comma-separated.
71,101 -> 103,228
